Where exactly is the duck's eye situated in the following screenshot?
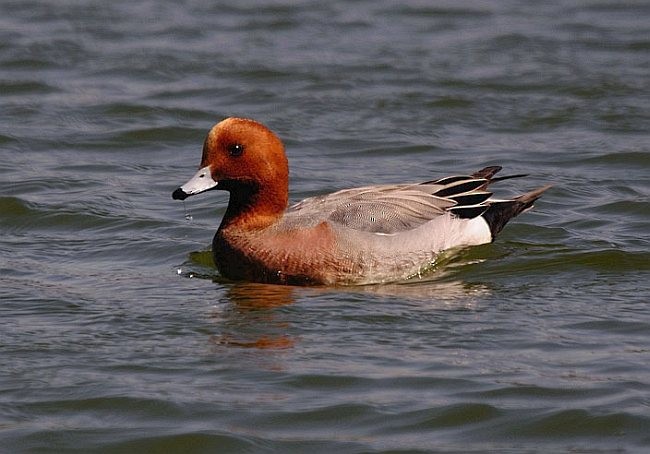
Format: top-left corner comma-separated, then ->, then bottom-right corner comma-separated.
227,143 -> 244,157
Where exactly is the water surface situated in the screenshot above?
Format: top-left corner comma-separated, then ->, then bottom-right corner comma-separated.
1,1 -> 649,452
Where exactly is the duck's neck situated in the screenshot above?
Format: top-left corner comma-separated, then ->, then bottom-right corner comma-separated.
219,181 -> 288,231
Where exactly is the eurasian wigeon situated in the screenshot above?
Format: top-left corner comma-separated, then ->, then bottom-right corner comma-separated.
172,117 -> 550,285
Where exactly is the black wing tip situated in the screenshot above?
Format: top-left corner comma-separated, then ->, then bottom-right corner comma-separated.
472,166 -> 530,184
450,205 -> 488,219
472,166 -> 502,179
434,179 -> 488,197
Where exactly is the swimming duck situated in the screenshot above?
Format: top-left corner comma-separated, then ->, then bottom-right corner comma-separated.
172,117 -> 550,285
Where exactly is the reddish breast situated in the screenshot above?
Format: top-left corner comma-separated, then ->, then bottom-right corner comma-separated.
214,221 -> 341,285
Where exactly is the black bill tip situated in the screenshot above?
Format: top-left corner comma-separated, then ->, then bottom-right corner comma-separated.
172,187 -> 189,200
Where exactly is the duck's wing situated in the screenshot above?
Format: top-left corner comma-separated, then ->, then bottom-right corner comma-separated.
288,166 -> 510,234
324,188 -> 455,233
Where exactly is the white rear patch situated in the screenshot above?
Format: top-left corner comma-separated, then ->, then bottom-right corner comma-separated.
462,216 -> 492,245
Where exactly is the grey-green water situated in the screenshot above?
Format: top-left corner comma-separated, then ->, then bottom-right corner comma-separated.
1,1 -> 649,452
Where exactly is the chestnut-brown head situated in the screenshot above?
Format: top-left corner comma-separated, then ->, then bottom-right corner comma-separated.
172,118 -> 289,227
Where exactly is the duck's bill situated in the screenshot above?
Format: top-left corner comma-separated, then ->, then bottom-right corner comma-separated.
172,166 -> 218,200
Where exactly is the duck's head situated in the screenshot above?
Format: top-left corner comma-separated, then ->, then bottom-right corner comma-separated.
173,116 -> 289,201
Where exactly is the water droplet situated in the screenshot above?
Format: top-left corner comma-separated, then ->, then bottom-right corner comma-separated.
183,201 -> 193,221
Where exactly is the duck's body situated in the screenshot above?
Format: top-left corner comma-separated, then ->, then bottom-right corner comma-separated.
173,118 -> 550,286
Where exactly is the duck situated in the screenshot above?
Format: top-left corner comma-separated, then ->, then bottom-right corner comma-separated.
172,117 -> 550,286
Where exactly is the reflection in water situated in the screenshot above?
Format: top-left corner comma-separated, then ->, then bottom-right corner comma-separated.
205,277 -> 490,350
210,334 -> 294,349
208,283 -> 297,350
188,246 -> 491,350
350,279 -> 490,309
222,282 -> 296,309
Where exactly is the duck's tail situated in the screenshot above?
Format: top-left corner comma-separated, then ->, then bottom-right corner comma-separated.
427,166 -> 551,238
481,184 -> 553,240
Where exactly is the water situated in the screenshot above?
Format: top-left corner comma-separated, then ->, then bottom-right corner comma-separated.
1,0 -> 649,452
